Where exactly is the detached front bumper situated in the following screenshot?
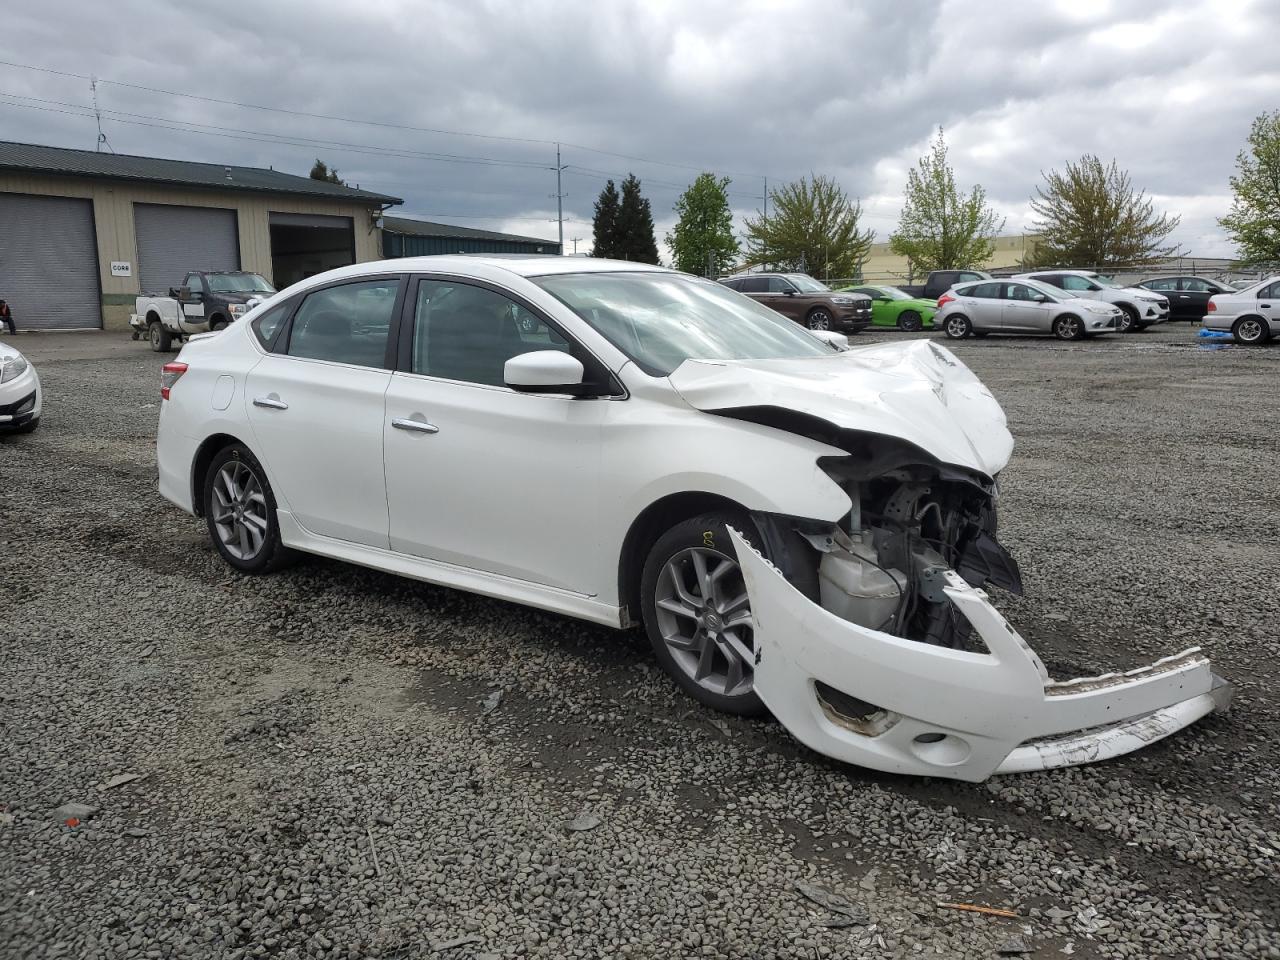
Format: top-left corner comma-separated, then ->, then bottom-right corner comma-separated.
731,528 -> 1230,782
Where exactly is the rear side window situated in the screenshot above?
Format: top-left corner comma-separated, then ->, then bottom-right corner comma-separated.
965,282 -> 1002,299
740,277 -> 768,293
250,302 -> 291,350
286,279 -> 400,368
957,272 -> 983,282
1259,281 -> 1280,299
1181,278 -> 1211,292
1144,278 -> 1178,291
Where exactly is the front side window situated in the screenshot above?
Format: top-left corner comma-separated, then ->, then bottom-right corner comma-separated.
1259,281 -> 1280,299
286,279 -> 399,367
765,277 -> 795,293
184,273 -> 206,294
533,271 -> 831,377
251,301 -> 291,349
1006,282 -> 1051,302
789,275 -> 829,293
958,272 -> 984,282
411,280 -> 574,387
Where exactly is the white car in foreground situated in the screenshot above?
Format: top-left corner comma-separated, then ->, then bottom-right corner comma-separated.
156,256 -> 1229,781
1202,275 -> 1280,344
0,341 -> 41,433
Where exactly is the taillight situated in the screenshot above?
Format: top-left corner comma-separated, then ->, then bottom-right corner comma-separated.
1206,301 -> 1216,312
161,361 -> 188,400
937,293 -> 955,308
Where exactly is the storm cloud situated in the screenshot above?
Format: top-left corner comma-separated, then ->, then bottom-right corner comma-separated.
2,0 -> 1276,257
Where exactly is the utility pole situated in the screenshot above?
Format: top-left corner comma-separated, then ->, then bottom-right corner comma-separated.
570,236 -> 582,254
554,142 -> 566,249
90,77 -> 112,154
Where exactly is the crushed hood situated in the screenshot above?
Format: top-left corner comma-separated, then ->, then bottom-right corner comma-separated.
668,339 -> 1014,477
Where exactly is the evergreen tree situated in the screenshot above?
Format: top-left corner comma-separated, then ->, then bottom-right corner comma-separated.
592,179 -> 621,258
615,174 -> 660,264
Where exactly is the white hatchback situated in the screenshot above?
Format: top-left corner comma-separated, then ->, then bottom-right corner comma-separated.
156,256 -> 1228,781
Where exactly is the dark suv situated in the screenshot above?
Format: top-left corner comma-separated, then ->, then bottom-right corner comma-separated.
721,273 -> 872,333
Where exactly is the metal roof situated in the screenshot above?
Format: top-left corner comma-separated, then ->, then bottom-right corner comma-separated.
384,215 -> 557,246
0,141 -> 402,205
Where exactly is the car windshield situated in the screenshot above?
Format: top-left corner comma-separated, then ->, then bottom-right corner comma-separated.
790,275 -> 830,293
533,271 -> 833,376
877,286 -> 912,300
206,273 -> 276,294
1089,275 -> 1124,289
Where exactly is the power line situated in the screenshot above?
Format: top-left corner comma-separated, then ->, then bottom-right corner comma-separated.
0,58 -> 769,183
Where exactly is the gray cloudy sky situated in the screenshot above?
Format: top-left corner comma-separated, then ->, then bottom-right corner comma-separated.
3,0 -> 1277,259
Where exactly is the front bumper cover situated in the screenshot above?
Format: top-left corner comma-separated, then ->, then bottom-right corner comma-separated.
731,528 -> 1230,781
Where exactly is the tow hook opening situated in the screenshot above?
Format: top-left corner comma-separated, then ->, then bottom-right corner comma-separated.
814,681 -> 898,737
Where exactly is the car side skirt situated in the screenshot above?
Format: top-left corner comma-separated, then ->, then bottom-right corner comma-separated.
277,512 -> 625,628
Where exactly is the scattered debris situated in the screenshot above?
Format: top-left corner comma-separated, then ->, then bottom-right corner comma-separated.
997,935 -> 1033,955
98,773 -> 146,791
53,802 -> 98,822
1044,906 -> 1073,922
937,903 -> 1020,919
794,880 -> 870,927
1060,942 -> 1076,955
565,810 -> 601,832
123,827 -> 151,838
138,645 -> 155,659
480,690 -> 502,716
708,717 -> 732,738
858,867 -> 880,892
64,818 -> 81,828
367,825 -> 383,878
1076,906 -> 1108,934
429,934 -> 482,951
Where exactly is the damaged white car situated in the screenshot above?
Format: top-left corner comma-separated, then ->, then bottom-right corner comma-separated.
156,257 -> 1230,781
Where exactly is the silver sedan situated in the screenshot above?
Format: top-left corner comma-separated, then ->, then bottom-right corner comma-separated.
934,279 -> 1124,340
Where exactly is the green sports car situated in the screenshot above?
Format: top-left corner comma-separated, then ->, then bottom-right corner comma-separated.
840,284 -> 938,331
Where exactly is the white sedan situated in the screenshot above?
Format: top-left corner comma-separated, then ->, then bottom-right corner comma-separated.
155,256 -> 1229,781
0,341 -> 41,433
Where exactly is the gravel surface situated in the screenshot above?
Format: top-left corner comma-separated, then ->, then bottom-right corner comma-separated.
1,326 -> 1277,959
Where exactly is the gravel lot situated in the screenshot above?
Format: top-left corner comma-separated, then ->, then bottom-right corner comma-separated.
1,326 -> 1277,960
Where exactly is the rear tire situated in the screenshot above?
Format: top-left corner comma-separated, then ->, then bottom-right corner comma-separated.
898,311 -> 923,332
943,315 -> 972,339
148,321 -> 172,353
1233,316 -> 1270,345
203,444 -> 295,575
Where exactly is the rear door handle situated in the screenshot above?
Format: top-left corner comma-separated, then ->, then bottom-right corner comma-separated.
392,417 -> 439,434
252,396 -> 288,410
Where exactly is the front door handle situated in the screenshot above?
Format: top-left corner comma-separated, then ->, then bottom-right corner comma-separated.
392,417 -> 439,434
253,396 -> 288,410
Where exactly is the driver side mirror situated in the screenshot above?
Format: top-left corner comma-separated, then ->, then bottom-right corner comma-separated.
1031,294 -> 1049,302
505,350 -> 591,395
177,286 -> 197,302
782,288 -> 797,296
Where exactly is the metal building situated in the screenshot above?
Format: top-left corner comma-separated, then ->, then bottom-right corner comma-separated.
382,216 -> 561,258
0,141 -> 401,331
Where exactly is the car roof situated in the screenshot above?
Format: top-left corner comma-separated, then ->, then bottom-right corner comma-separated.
297,255 -> 675,284
1018,268 -> 1097,277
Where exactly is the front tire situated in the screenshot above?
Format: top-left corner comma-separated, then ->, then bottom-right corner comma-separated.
943,315 -> 972,339
210,318 -> 228,332
1117,305 -> 1140,333
1233,316 -> 1270,345
806,308 -> 833,331
203,444 -> 293,574
1053,314 -> 1084,341
898,311 -> 923,332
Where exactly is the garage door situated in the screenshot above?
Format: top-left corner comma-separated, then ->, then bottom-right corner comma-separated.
0,193 -> 101,330
134,203 -> 239,295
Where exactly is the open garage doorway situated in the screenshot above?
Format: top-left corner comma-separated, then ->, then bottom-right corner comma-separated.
269,213 -> 355,288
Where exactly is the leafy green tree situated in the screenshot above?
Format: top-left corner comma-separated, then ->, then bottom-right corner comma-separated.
309,159 -> 344,185
742,174 -> 874,277
591,179 -> 621,258
614,174 -> 660,264
1218,111 -> 1280,264
665,173 -> 739,276
889,128 -> 1003,275
1029,155 -> 1180,269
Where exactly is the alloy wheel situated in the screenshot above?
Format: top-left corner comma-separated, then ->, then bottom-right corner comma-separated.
653,547 -> 755,697
1237,318 -> 1265,343
211,460 -> 270,560
945,316 -> 969,338
808,310 -> 831,330
1056,316 -> 1081,340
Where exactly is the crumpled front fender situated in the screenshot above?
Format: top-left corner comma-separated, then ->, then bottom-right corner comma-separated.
731,528 -> 1229,782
